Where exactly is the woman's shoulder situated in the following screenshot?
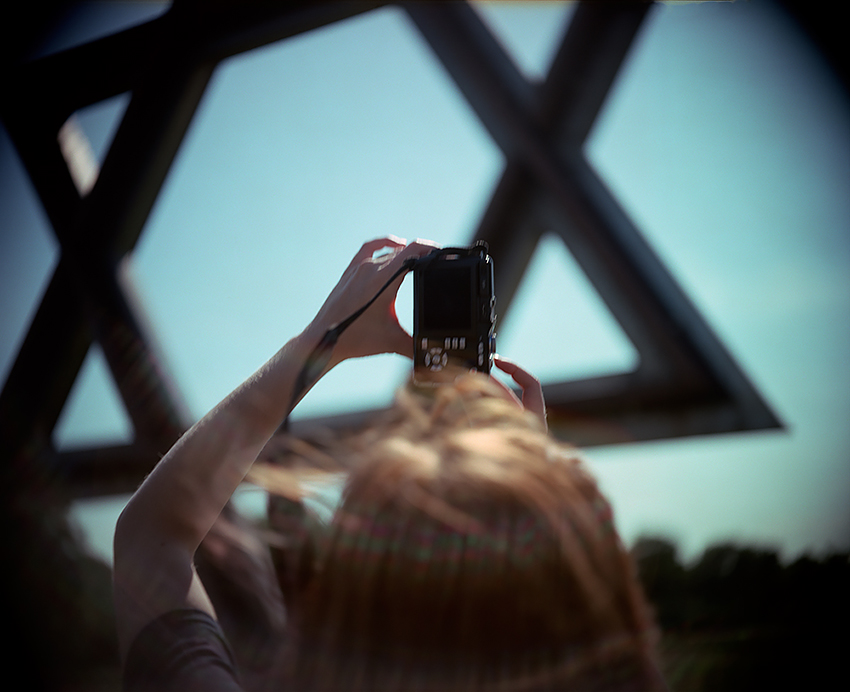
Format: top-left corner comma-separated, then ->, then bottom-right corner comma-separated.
123,609 -> 244,692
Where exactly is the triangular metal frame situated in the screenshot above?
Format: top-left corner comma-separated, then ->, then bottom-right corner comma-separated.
0,1 -> 781,498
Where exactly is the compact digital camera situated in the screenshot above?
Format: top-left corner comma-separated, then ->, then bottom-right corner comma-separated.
412,242 -> 496,382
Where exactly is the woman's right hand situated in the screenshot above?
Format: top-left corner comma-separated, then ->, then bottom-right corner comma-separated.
306,237 -> 438,366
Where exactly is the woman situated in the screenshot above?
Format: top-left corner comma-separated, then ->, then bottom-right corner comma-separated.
114,237 -> 666,691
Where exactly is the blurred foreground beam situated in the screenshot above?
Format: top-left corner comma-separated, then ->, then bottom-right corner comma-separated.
1,1 -> 395,497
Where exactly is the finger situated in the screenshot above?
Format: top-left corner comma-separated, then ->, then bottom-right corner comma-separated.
493,355 -> 547,429
347,237 -> 407,274
393,238 -> 440,267
374,239 -> 440,295
361,236 -> 407,258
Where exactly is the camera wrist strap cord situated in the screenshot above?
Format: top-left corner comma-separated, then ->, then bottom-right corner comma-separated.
286,257 -> 418,419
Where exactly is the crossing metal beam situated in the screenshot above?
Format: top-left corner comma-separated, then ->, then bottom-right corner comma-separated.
1,1 -> 781,498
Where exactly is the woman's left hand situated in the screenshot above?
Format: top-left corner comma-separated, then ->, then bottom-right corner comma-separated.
492,355 -> 547,430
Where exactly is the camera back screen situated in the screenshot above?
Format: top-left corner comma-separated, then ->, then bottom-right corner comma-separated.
422,267 -> 472,331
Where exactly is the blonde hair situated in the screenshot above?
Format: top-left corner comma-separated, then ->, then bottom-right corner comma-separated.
256,373 -> 662,691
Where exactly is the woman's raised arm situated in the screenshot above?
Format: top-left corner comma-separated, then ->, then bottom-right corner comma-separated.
112,237 -> 435,659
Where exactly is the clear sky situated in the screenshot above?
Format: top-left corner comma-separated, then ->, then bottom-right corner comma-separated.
2,1 -> 848,565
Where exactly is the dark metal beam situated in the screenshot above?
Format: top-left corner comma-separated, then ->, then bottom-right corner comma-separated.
179,0 -> 390,64
49,443 -> 165,499
406,1 -> 781,440
1,0 -> 394,491
5,1 -> 783,498
469,2 -> 653,319
405,2 -> 650,316
0,263 -> 92,465
0,96 -> 98,464
0,14 -> 215,469
540,1 -> 653,145
5,16 -> 173,123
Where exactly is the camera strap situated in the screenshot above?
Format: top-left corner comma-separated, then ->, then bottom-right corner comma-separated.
286,257 -> 419,418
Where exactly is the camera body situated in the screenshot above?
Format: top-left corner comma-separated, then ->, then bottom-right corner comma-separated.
412,242 -> 496,382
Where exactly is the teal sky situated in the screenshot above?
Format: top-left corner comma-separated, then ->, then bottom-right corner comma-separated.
2,1 -> 848,565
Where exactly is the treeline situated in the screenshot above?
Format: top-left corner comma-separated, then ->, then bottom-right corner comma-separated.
632,537 -> 849,691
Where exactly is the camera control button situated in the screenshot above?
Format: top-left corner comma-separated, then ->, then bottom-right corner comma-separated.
426,347 -> 447,371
